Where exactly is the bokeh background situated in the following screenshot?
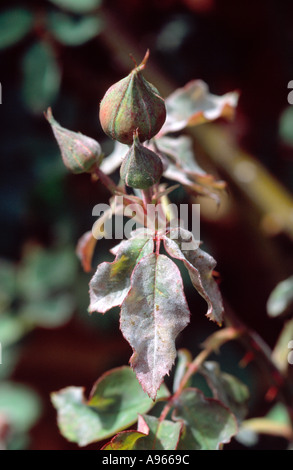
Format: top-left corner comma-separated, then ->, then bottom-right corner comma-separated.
0,0 -> 293,450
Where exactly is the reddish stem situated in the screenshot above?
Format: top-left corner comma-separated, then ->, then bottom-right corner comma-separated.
159,326 -> 243,422
92,165 -> 123,195
141,187 -> 153,208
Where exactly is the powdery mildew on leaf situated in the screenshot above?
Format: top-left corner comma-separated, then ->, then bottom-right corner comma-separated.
163,228 -> 224,324
120,253 -> 190,400
148,135 -> 225,203
199,361 -> 250,422
161,79 -> 239,135
89,235 -> 154,313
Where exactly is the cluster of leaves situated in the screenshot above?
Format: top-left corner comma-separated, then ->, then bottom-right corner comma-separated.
0,0 -> 103,114
0,244 -> 79,449
51,277 -> 293,450
89,227 -> 223,400
51,342 -> 248,450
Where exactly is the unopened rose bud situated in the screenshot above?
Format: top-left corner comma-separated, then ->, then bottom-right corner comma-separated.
99,50 -> 166,145
46,108 -> 102,174
120,130 -> 163,189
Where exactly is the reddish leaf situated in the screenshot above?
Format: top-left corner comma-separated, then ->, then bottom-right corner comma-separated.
76,231 -> 97,273
120,253 -> 190,400
163,228 -> 224,324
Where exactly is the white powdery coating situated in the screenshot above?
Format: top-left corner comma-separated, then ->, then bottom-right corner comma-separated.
163,228 -> 224,325
120,253 -> 190,400
89,236 -> 154,314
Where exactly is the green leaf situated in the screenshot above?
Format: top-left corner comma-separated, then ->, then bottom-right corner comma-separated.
19,293 -> 74,328
240,404 -> 293,442
48,12 -> 102,46
163,228 -> 224,324
17,246 -> 78,301
266,403 -> 291,425
267,275 -> 293,317
173,388 -> 238,450
48,0 -> 101,13
162,79 -> 239,135
0,8 -> 34,50
136,415 -> 182,450
0,313 -> 28,347
200,361 -> 250,421
0,382 -> 42,433
21,41 -> 61,114
51,366 -> 169,446
89,233 -> 154,313
103,415 -> 182,450
120,253 -> 190,400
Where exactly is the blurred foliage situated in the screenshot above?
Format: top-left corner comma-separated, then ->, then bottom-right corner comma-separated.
47,11 -> 102,46
0,243 -> 78,448
21,41 -> 61,115
0,382 -> 42,449
48,0 -> 102,14
279,106 -> 293,148
51,367 -> 169,447
0,8 -> 34,50
267,276 -> 293,318
0,1 -> 103,115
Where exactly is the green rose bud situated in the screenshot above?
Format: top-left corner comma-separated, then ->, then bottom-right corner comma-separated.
46,108 -> 102,174
99,50 -> 166,145
120,130 -> 163,189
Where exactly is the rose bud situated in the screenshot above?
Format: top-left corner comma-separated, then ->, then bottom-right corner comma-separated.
120,130 -> 163,189
99,50 -> 166,145
46,108 -> 102,174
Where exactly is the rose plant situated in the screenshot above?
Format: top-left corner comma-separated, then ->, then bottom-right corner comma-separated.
46,51 -> 293,450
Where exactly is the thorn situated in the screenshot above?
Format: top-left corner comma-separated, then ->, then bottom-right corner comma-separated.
239,351 -> 254,367
265,386 -> 278,402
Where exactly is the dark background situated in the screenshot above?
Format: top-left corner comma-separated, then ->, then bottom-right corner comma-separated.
0,0 -> 293,450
